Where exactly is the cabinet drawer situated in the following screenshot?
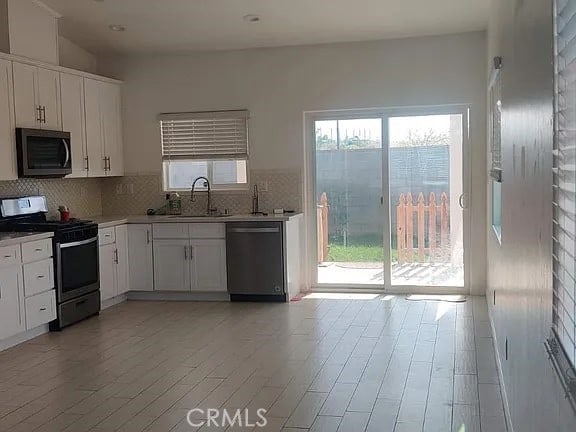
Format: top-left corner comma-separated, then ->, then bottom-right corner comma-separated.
25,290 -> 56,330
99,227 -> 116,245
23,258 -> 54,297
153,223 -> 189,239
0,245 -> 21,268
21,239 -> 52,263
190,223 -> 225,239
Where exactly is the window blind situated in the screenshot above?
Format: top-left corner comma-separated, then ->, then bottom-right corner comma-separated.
159,110 -> 249,160
553,0 -> 576,379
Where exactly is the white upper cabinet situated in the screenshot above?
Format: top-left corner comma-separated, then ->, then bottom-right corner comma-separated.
0,59 -> 17,181
2,0 -> 59,65
101,81 -> 124,176
60,73 -> 87,177
84,78 -> 124,177
12,62 -> 61,130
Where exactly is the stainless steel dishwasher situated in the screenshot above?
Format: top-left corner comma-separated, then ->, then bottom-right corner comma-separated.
226,222 -> 286,302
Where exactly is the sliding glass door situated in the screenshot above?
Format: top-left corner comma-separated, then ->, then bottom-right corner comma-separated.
311,107 -> 468,290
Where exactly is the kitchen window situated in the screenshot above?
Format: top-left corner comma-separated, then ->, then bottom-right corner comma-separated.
159,110 -> 250,191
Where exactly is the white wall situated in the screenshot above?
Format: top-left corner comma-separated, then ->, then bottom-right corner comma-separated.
58,36 -> 98,74
103,31 -> 487,293
486,0 -> 576,430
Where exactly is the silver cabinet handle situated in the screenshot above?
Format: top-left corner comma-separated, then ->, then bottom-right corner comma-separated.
34,248 -> 43,252
84,156 -> 89,171
3,255 -> 12,258
114,249 -> 119,264
184,245 -> 188,260
36,275 -> 45,279
189,245 -> 193,259
36,106 -> 42,123
39,307 -> 47,311
107,157 -> 111,172
146,230 -> 150,245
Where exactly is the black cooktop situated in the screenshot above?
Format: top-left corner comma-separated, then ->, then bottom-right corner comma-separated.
0,215 -> 98,243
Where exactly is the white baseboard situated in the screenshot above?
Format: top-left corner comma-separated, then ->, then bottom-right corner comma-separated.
127,291 -> 230,302
0,324 -> 49,352
101,293 -> 128,310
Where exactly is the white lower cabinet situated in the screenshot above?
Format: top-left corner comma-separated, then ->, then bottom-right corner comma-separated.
24,290 -> 56,331
190,239 -> 227,292
0,266 -> 25,340
99,225 -> 130,302
153,239 -> 190,292
99,243 -> 117,301
0,237 -> 56,344
128,224 -> 154,291
151,224 -> 227,293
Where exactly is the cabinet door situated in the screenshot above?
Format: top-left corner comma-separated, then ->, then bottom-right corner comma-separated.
190,239 -> 227,292
84,78 -> 106,177
99,244 -> 117,301
101,82 -> 124,176
115,225 -> 130,295
128,224 -> 154,292
60,73 -> 87,177
0,267 -> 25,340
36,68 -> 61,130
0,59 -> 17,181
12,62 -> 39,128
153,240 -> 190,292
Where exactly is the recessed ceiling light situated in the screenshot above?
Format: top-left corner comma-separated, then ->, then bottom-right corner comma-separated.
243,14 -> 261,23
109,24 -> 126,32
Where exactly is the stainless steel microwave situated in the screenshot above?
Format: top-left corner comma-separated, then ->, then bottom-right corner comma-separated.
16,128 -> 72,178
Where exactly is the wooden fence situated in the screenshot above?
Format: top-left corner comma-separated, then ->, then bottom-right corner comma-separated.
316,191 -> 449,264
317,192 -> 329,263
397,192 -> 449,264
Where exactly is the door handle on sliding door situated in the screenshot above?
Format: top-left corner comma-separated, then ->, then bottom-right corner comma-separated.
459,194 -> 466,209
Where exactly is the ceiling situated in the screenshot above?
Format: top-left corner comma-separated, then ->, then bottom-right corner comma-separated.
41,0 -> 490,55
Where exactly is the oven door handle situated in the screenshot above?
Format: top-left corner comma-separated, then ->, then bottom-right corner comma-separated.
59,237 -> 98,249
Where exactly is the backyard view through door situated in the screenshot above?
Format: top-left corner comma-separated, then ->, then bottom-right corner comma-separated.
315,112 -> 465,288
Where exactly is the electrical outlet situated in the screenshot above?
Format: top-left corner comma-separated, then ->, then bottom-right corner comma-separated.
257,180 -> 269,192
115,184 -> 124,195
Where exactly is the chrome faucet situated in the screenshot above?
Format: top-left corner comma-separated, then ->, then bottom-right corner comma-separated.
191,176 -> 215,216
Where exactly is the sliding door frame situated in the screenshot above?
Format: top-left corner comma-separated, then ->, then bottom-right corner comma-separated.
304,104 -> 471,294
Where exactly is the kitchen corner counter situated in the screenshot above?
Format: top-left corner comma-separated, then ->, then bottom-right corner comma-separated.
0,232 -> 53,248
87,213 -> 303,227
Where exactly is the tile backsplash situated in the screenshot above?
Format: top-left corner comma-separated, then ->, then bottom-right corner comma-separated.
0,178 -> 103,219
0,169 -> 302,219
101,169 -> 302,216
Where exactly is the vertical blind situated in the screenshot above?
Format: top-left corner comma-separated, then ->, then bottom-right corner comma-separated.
159,110 -> 249,160
553,0 -> 576,371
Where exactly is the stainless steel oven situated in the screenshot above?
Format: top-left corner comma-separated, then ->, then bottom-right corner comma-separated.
16,128 -> 72,178
56,237 -> 99,303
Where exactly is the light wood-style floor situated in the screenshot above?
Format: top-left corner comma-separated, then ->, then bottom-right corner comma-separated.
0,295 -> 507,432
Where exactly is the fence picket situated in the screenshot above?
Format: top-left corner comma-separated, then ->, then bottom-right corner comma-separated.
405,193 -> 414,263
397,194 -> 406,263
417,193 -> 425,262
429,192 -> 437,260
440,192 -> 449,259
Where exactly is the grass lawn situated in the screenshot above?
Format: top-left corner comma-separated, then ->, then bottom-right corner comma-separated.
327,244 -> 397,262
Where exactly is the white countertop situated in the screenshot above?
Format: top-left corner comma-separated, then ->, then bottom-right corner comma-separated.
0,232 -> 53,248
87,213 -> 303,228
